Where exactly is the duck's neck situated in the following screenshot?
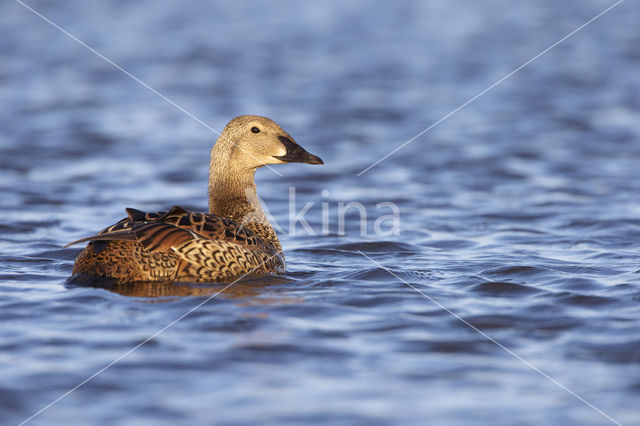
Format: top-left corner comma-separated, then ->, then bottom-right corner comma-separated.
208,165 -> 281,251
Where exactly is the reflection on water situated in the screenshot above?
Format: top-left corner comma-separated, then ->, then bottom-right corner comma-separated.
67,274 -> 302,302
1,0 -> 640,425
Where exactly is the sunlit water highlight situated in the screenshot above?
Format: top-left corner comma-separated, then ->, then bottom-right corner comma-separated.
1,1 -> 639,424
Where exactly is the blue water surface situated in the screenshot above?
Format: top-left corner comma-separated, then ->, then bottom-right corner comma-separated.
1,0 -> 639,425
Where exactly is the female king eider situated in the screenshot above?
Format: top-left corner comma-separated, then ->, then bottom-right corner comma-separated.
66,115 -> 323,282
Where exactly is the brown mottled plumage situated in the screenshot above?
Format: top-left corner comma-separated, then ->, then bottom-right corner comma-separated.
67,115 -> 323,283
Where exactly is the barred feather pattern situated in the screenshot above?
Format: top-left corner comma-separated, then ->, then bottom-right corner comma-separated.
70,206 -> 285,283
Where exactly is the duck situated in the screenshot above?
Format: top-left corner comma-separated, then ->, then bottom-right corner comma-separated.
66,115 -> 323,283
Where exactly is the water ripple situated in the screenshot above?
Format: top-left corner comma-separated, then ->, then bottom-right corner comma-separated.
1,0 -> 639,425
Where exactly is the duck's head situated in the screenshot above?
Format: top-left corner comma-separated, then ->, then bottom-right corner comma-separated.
212,115 -> 323,170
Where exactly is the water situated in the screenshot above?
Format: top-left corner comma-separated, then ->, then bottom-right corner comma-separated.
1,0 -> 640,424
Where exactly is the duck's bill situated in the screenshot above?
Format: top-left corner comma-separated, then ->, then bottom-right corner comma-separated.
274,136 -> 324,165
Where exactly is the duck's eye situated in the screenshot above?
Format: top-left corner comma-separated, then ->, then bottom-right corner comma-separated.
251,127 -> 260,134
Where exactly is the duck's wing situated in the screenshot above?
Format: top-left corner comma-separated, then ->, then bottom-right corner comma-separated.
64,206 -> 270,252
154,206 -> 268,249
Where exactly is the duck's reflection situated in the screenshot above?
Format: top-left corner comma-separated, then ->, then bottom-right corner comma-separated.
67,274 -> 303,303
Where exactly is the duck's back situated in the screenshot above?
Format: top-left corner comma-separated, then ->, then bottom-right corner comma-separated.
70,206 -> 284,283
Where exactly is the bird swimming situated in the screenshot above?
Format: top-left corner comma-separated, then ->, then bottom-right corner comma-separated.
66,115 -> 323,283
